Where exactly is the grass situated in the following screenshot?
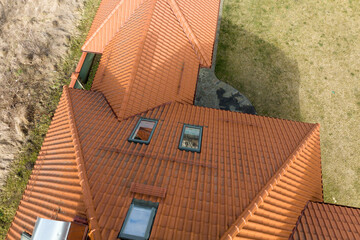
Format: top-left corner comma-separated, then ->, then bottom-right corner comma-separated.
84,54 -> 101,90
0,0 -> 101,238
216,0 -> 360,207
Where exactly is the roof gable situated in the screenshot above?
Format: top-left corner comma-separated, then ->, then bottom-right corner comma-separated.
91,0 -> 156,120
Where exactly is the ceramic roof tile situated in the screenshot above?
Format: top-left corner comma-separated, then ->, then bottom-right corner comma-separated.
166,0 -> 211,66
119,0 -> 201,119
83,0 -> 146,53
85,0 -> 122,43
66,97 -> 320,239
222,124 -> 323,239
6,88 -> 88,240
92,0 -> 202,120
91,0 -> 155,119
85,0 -> 219,65
290,202 -> 360,240
174,0 -> 220,65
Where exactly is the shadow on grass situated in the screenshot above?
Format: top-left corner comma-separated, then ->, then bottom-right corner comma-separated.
215,18 -> 301,121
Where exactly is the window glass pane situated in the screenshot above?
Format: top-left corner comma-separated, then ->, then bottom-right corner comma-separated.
133,120 -> 156,141
181,126 -> 201,150
122,206 -> 152,237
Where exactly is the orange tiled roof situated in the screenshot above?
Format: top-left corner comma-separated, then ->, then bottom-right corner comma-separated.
85,0 -> 122,43
7,86 -> 323,239
76,100 -> 322,239
6,87 -> 89,240
290,201 -> 360,239
174,0 -> 220,65
222,124 -> 323,239
83,0 -> 218,67
82,0 -> 146,53
92,0 -> 204,120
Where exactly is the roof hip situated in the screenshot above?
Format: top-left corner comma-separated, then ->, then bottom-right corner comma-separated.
221,123 -> 321,240
117,0 -> 157,120
166,0 -> 211,67
63,86 -> 102,240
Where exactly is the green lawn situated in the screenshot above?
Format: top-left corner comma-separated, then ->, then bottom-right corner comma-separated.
216,0 -> 360,207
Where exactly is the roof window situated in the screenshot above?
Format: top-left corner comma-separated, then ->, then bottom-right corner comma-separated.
179,124 -> 203,152
20,232 -> 31,240
118,199 -> 159,240
128,118 -> 158,144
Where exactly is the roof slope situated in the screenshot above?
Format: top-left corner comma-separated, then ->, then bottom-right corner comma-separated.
82,0 -> 146,53
83,0 -> 219,67
92,0 -> 202,120
91,0 -> 156,119
7,88 -> 324,239
290,202 -> 360,239
67,95 -> 319,239
6,88 -> 88,240
222,124 -> 323,239
174,0 -> 220,64
85,0 -> 122,43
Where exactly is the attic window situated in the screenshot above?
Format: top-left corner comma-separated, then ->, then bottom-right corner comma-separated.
179,125 -> 203,152
128,118 -> 158,144
118,199 -> 159,240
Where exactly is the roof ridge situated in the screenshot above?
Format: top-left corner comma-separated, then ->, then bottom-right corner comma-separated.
221,123 -> 321,240
117,0 -> 157,120
166,0 -> 211,67
63,86 -> 102,240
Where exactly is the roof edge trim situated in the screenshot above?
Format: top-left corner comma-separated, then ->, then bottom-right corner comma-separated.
63,86 -> 102,240
117,0 -> 157,120
221,123 -> 321,240
166,0 -> 211,67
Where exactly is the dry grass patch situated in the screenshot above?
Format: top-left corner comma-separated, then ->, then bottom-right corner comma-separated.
216,0 -> 360,207
0,0 -> 101,238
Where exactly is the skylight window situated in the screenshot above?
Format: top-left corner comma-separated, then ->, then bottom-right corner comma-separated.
119,199 -> 158,240
179,124 -> 203,152
20,232 -> 31,240
128,118 -> 158,144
